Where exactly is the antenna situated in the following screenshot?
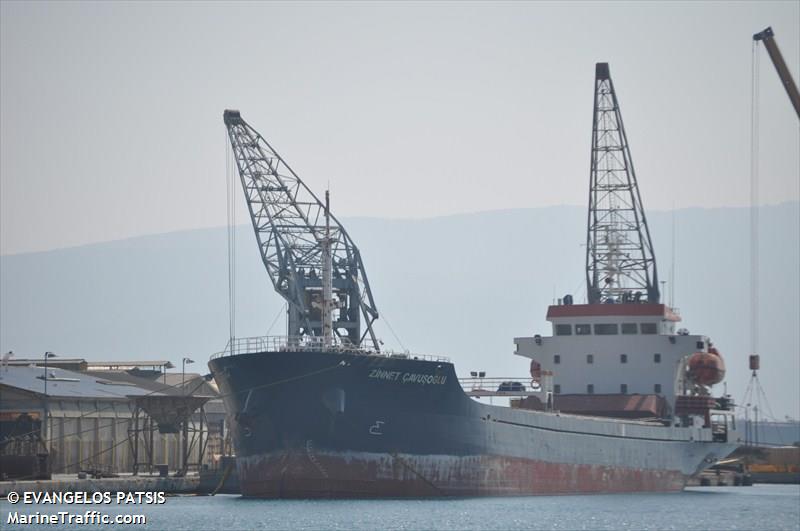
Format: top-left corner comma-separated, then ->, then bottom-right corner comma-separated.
670,205 -> 676,308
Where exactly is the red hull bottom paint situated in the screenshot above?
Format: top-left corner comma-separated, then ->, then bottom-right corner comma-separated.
237,451 -> 687,498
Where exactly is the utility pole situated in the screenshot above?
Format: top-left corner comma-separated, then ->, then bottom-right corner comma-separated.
42,351 -> 56,447
182,357 -> 194,395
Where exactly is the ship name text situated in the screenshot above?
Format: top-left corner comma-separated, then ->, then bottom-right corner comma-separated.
368,369 -> 447,385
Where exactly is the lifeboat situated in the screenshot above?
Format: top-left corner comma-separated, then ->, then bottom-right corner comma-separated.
529,360 -> 542,382
687,350 -> 726,386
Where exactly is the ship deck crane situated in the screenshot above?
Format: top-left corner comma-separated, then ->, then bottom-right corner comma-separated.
586,63 -> 659,305
753,27 -> 800,119
223,110 -> 380,350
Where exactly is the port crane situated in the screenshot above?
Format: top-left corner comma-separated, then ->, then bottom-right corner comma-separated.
223,110 -> 379,350
742,27 -> 799,442
753,27 -> 800,119
586,63 -> 659,304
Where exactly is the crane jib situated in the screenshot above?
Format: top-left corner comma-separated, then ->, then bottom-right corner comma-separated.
223,109 -> 380,351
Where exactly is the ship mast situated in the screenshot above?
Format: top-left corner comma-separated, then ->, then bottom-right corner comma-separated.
223,110 -> 380,350
586,63 -> 659,305
322,190 -> 333,347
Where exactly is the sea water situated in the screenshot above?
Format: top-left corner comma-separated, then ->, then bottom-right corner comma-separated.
3,485 -> 799,530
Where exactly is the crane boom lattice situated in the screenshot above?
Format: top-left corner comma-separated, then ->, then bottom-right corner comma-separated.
223,110 -> 379,350
586,63 -> 659,304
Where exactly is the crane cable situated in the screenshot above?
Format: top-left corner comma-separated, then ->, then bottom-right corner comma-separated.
379,311 -> 407,353
264,303 -> 287,337
744,38 -> 769,447
750,40 -> 760,369
225,131 -> 237,349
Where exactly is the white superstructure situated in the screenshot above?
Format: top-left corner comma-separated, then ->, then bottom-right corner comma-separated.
514,301 -> 713,414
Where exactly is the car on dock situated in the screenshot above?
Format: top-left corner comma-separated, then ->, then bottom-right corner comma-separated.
497,381 -> 526,393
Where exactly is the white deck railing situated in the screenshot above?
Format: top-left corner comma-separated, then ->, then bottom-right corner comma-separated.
458,377 -> 542,397
210,335 -> 449,363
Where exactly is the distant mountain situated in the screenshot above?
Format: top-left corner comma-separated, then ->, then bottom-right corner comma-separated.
2,202 -> 798,418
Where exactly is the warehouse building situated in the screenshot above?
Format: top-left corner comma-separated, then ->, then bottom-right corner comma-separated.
0,360 -> 225,480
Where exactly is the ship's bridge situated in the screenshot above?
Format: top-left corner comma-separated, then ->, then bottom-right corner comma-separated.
514,302 -> 711,414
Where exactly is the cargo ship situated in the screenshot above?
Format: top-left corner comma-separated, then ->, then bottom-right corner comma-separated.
209,63 -> 740,497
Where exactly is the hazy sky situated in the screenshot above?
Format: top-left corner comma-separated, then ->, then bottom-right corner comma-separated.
1,1 -> 798,255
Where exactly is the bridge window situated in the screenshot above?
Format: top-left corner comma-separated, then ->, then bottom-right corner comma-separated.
621,323 -> 638,334
554,384 -> 561,394
654,383 -> 662,393
555,324 -> 572,336
654,353 -> 661,363
620,384 -> 628,394
696,341 -> 705,350
576,324 -> 591,335
586,354 -> 594,364
620,354 -> 628,364
554,354 -> 561,365
587,384 -> 594,394
594,323 -> 618,335
640,323 -> 658,334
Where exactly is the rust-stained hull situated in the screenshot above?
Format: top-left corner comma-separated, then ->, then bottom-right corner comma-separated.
208,350 -> 739,498
237,451 -> 686,498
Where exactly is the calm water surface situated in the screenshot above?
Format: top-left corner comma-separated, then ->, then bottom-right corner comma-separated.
3,485 -> 799,530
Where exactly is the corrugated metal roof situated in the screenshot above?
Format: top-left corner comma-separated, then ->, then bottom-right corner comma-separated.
7,359 -> 174,368
7,358 -> 89,371
82,370 -> 217,397
0,366 -> 160,399
86,360 -> 174,369
8,358 -> 87,365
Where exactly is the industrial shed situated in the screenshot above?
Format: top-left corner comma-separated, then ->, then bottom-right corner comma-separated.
0,363 -> 223,479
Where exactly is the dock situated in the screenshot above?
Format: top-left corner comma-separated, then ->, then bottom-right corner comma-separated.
0,473 -> 199,498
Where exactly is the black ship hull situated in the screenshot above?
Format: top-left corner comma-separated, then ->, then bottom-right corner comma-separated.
209,350 -> 736,498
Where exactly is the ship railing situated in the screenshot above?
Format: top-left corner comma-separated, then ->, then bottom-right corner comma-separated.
210,335 -> 449,363
381,351 -> 451,363
458,377 -> 542,397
